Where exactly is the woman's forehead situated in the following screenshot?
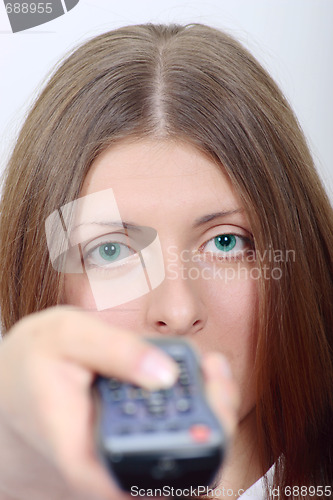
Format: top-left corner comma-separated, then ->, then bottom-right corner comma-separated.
81,139 -> 242,211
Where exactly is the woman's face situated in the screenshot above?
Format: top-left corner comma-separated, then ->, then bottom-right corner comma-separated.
63,139 -> 258,422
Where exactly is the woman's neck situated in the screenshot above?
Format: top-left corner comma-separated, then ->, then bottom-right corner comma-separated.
214,408 -> 263,498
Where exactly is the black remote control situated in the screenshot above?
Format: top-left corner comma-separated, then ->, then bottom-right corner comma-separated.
93,337 -> 226,492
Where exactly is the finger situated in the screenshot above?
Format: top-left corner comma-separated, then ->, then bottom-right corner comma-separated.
21,307 -> 179,391
201,352 -> 240,439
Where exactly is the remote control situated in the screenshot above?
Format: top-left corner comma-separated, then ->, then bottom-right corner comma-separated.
93,337 -> 226,491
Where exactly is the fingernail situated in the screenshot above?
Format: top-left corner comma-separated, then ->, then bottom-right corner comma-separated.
138,350 -> 179,389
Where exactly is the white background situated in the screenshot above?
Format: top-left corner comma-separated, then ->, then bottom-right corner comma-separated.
0,0 -> 332,199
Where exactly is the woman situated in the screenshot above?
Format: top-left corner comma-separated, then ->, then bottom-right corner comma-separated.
0,23 -> 332,499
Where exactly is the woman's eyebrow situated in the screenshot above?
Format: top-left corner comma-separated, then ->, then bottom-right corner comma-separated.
72,221 -> 141,232
192,208 -> 244,228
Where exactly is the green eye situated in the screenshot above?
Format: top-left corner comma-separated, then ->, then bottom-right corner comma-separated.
99,243 -> 121,261
214,234 -> 237,252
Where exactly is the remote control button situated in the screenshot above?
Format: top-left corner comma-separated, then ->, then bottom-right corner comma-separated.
147,402 -> 166,416
148,391 -> 166,404
172,353 -> 186,363
189,424 -> 211,442
176,398 -> 191,412
179,386 -> 192,397
176,363 -> 187,375
179,372 -> 190,386
107,378 -> 121,390
128,387 -> 145,400
122,401 -> 137,415
111,389 -> 123,401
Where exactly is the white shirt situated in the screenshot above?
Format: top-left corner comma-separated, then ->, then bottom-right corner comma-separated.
238,464 -> 275,499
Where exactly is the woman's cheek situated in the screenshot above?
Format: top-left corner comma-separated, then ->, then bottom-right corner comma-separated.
63,274 -> 96,309
197,271 -> 258,418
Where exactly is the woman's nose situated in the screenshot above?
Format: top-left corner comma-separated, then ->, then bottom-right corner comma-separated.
144,259 -> 208,336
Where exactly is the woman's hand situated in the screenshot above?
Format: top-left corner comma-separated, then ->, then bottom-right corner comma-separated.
0,307 -> 239,500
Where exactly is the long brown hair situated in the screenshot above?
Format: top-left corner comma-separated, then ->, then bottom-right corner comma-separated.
0,23 -> 332,497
